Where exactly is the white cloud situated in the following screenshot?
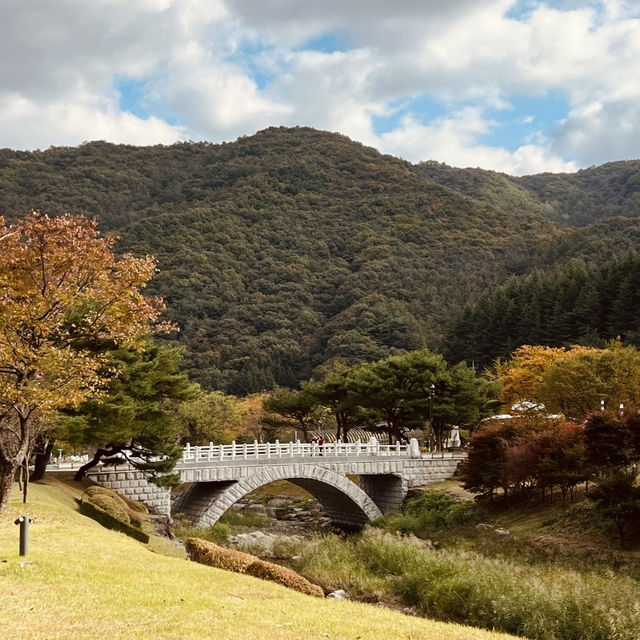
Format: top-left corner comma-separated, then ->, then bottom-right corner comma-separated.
378,109 -> 577,175
0,1 -> 639,173
553,98 -> 640,165
0,94 -> 185,149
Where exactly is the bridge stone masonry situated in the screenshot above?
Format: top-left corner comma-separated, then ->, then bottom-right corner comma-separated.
88,438 -> 464,529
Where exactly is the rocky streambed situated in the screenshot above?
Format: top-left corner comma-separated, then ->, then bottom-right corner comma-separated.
223,493 -> 334,558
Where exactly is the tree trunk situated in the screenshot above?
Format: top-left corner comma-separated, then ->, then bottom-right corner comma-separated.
30,438 -> 55,482
22,458 -> 30,502
74,445 -> 124,481
0,411 -> 33,513
0,462 -> 18,513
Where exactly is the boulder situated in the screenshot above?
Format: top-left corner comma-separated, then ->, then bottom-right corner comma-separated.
326,589 -> 349,600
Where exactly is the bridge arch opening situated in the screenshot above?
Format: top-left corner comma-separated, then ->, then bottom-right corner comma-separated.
172,465 -> 383,530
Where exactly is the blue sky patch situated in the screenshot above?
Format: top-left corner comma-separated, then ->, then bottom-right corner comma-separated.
505,0 -> 539,21
372,94 -> 448,135
116,77 -> 182,127
480,91 -> 571,151
227,40 -> 278,90
117,78 -> 150,119
299,30 -> 351,53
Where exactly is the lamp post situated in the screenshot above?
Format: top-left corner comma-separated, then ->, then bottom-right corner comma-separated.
429,384 -> 435,452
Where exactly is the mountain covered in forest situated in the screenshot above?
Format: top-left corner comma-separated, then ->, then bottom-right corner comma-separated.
416,158 -> 640,227
2,127 -> 640,392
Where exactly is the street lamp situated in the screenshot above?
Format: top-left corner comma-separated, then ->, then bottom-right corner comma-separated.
429,384 -> 435,452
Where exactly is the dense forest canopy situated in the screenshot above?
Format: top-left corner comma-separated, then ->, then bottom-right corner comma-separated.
416,159 -> 640,227
1,127 -> 639,393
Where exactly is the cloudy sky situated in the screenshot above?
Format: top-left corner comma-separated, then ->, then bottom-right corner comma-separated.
1,0 -> 639,175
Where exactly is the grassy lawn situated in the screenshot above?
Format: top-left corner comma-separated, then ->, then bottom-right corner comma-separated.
0,481 -> 519,640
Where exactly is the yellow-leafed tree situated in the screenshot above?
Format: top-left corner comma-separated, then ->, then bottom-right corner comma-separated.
495,341 -> 640,419
0,212 -> 168,512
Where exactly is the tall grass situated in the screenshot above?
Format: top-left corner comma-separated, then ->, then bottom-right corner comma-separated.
294,528 -> 640,640
0,482 -> 520,640
375,491 -> 487,541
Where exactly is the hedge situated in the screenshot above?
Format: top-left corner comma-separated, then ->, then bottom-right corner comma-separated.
80,496 -> 150,544
185,538 -> 323,597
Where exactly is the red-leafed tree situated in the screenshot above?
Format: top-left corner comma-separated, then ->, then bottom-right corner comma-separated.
460,419 -> 519,502
462,416 -> 586,504
531,421 -> 587,505
0,212 -> 169,512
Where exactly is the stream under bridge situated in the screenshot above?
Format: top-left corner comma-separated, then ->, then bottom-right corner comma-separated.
88,439 -> 464,529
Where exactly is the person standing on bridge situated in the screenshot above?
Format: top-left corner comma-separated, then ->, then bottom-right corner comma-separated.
318,436 -> 324,455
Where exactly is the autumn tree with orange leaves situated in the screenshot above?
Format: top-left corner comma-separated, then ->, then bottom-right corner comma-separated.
0,212 -> 169,512
492,342 -> 640,418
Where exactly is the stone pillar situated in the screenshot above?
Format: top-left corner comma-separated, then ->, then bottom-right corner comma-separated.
359,474 -> 406,514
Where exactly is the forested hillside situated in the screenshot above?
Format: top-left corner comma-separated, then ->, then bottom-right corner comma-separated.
1,127 -> 639,393
443,252 -> 640,368
416,159 -> 640,227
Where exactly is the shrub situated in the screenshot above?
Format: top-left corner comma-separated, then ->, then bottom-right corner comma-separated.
172,516 -> 231,545
88,494 -> 131,524
84,486 -> 122,500
185,538 -> 256,573
83,486 -> 152,528
185,538 -> 324,597
79,496 -> 149,544
84,486 -> 148,526
589,470 -> 640,548
245,559 -> 324,597
376,491 -> 483,540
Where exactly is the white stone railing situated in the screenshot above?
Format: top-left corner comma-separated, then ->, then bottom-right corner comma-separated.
181,437 -> 422,463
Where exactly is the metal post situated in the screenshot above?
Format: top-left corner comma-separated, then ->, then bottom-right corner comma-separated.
14,516 -> 33,556
429,383 -> 435,451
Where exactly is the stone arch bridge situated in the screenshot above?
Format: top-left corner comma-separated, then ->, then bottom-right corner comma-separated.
89,439 -> 464,528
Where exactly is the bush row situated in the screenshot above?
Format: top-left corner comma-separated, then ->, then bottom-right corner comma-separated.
185,537 -> 324,598
79,496 -> 150,544
83,486 -> 147,527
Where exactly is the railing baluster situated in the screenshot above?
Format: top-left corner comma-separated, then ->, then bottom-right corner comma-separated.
178,433 -> 454,465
